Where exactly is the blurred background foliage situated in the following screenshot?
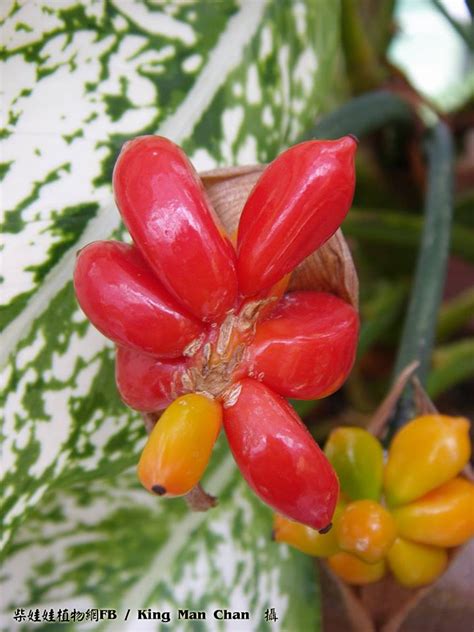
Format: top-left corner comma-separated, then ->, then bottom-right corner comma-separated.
295,0 -> 474,447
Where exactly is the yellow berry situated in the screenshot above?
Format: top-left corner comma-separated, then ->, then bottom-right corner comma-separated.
384,415 -> 470,506
137,393 -> 222,496
387,537 -> 448,588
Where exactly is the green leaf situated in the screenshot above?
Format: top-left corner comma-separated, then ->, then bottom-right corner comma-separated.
427,339 -> 474,398
343,208 -> 474,265
1,0 -> 340,620
1,454 -> 320,631
436,288 -> 474,342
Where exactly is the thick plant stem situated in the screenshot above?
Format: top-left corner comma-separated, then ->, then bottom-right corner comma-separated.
391,122 -> 454,429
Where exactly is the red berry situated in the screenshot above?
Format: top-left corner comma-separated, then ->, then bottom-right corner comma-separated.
113,136 -> 238,322
115,346 -> 187,412
74,241 -> 204,358
223,378 -> 339,530
237,137 -> 357,296
247,291 -> 359,399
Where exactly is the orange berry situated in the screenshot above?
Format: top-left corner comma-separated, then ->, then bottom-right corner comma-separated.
273,498 -> 346,557
391,477 -> 474,547
336,500 -> 397,563
328,551 -> 386,585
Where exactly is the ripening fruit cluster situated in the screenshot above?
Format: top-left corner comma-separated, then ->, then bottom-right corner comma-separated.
273,415 -> 474,588
74,135 -> 359,531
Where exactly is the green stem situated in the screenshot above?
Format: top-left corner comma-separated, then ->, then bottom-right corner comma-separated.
391,122 -> 454,428
300,90 -> 412,141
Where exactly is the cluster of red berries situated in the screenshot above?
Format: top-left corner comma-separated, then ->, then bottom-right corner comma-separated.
74,135 -> 358,531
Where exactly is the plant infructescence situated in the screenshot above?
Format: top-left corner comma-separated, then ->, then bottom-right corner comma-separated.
274,415 -> 474,588
74,135 -> 359,531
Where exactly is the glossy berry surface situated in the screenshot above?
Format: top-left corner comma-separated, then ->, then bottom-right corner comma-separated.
324,426 -> 384,501
74,241 -> 204,357
272,416 -> 473,590
247,292 -> 358,399
137,393 -> 222,497
336,499 -> 397,563
74,134 -> 359,526
113,136 -> 238,322
391,477 -> 474,548
237,138 -> 357,296
387,537 -> 448,588
224,378 -> 339,530
328,551 -> 386,586
273,498 -> 347,557
384,414 -> 471,506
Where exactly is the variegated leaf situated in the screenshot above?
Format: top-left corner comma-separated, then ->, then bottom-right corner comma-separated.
1,452 -> 320,631
1,0 -> 340,622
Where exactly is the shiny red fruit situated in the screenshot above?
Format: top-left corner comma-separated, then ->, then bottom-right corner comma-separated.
223,378 -> 339,530
237,137 -> 357,297
247,291 -> 358,399
74,241 -> 203,358
115,346 -> 187,412
113,136 -> 238,322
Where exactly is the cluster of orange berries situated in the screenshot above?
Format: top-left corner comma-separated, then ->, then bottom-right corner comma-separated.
273,415 -> 473,588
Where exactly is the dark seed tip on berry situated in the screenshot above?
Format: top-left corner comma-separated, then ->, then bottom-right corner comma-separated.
152,484 -> 167,496
347,133 -> 359,145
318,522 -> 332,535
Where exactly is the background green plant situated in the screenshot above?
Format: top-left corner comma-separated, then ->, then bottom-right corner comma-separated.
1,0 -> 473,629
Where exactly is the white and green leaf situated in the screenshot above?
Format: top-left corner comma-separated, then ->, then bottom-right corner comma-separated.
1,0 -> 340,623
1,454 -> 320,631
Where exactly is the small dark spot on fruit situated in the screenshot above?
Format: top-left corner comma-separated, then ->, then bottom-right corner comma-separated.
318,522 -> 332,534
152,484 -> 167,496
